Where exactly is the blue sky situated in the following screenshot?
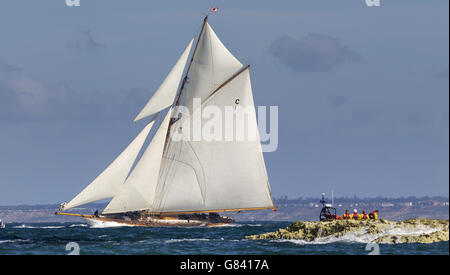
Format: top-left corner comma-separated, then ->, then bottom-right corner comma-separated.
0,0 -> 448,205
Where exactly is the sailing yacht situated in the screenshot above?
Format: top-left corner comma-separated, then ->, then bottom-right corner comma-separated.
56,16 -> 275,227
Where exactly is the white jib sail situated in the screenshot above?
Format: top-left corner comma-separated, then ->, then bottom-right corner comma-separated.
64,122 -> 155,211
103,108 -> 173,214
183,23 -> 243,112
134,39 -> 193,122
152,69 -> 274,213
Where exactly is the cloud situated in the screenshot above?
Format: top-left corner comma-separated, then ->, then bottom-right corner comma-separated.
0,74 -> 149,122
8,77 -> 48,111
0,61 -> 21,73
67,30 -> 106,53
332,96 -> 348,107
269,33 -> 363,73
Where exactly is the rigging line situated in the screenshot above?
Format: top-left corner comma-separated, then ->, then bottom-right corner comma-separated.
184,140 -> 207,204
160,154 -> 206,205
164,16 -> 208,150
173,15 -> 208,109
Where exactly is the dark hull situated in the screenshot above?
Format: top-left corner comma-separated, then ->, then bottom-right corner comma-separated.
58,212 -> 234,227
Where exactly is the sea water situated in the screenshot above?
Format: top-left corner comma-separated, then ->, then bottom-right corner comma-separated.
0,221 -> 448,255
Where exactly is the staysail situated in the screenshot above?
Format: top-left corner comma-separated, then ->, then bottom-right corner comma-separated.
63,122 -> 155,211
134,39 -> 193,122
102,108 -> 173,214
151,23 -> 274,214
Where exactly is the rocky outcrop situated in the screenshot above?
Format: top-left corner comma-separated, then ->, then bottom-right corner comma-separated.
245,219 -> 449,244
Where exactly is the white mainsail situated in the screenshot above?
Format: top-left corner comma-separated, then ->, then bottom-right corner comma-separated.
183,23 -> 243,112
151,23 -> 274,214
63,122 -> 155,211
134,39 -> 194,122
102,108 -> 173,214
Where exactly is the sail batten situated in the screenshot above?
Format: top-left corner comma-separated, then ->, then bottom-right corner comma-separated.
134,39 -> 193,122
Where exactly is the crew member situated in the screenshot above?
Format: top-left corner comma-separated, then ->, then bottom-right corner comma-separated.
351,209 -> 360,220
369,210 -> 379,220
361,210 -> 369,220
343,210 -> 351,220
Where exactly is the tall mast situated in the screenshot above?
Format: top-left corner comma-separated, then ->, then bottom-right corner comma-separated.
173,15 -> 208,108
165,15 -> 208,145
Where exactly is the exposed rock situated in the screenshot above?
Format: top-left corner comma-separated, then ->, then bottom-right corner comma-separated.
245,219 -> 449,244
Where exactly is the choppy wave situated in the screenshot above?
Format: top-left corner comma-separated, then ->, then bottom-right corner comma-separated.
0,239 -> 30,244
0,221 -> 447,254
12,224 -> 87,229
210,223 -> 262,228
68,224 -> 88,228
13,224 -> 65,229
165,238 -> 211,243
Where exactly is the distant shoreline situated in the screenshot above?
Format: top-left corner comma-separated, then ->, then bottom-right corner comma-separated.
1,196 -> 448,223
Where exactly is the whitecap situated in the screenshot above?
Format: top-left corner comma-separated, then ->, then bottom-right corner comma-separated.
13,224 -> 36,229
165,238 -> 211,243
0,239 -> 29,244
68,224 -> 88,228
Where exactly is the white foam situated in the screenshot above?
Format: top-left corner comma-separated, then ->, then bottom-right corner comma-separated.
68,224 -> 88,228
268,225 -> 445,245
0,239 -> 29,244
85,218 -> 136,228
165,238 -> 211,243
13,224 -> 79,229
13,224 -> 36,229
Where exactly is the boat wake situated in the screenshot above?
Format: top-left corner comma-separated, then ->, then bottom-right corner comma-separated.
85,219 -> 137,228
13,224 -> 65,229
12,223 -> 88,229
